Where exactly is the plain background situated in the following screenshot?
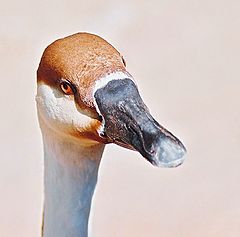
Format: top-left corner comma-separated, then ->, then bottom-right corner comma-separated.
1,0 -> 240,236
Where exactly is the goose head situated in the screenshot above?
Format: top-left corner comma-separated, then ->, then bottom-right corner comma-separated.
36,32 -> 186,167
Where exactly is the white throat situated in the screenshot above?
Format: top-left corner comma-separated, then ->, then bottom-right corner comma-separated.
41,129 -> 105,237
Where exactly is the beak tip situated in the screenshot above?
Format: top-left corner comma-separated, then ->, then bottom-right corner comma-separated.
150,138 -> 187,168
151,156 -> 186,168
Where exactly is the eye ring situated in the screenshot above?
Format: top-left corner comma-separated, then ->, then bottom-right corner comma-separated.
60,81 -> 74,95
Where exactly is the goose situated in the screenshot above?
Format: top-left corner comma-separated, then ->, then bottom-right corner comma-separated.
36,32 -> 186,237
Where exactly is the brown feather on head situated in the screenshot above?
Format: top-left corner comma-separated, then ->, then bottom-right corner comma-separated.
37,33 -> 127,118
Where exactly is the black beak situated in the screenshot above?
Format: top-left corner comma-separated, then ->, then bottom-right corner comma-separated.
94,78 -> 186,168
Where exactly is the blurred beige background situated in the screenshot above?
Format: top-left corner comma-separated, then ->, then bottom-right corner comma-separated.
1,0 -> 240,236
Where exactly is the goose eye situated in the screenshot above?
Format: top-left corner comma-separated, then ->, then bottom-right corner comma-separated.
60,81 -> 73,95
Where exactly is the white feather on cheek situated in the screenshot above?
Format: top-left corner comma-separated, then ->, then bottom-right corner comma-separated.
36,84 -> 94,134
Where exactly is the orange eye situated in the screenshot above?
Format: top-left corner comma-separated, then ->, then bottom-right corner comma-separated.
60,81 -> 73,95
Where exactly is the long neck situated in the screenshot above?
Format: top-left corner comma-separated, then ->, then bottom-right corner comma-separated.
42,131 -> 105,237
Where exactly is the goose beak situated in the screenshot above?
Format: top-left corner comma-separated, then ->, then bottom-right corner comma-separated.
94,78 -> 186,168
